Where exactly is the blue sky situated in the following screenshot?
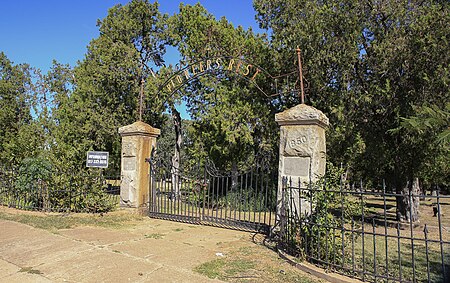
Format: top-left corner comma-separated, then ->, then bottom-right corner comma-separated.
1,1 -> 264,119
0,0 -> 263,73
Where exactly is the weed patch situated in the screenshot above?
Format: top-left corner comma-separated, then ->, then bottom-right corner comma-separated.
19,267 -> 42,275
194,243 -> 325,282
144,233 -> 165,239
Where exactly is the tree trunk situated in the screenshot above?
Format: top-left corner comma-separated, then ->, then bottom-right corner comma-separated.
170,106 -> 182,198
396,177 -> 420,222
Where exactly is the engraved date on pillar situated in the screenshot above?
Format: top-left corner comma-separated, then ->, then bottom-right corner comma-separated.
288,136 -> 307,148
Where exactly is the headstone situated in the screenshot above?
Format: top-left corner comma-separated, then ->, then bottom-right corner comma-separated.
275,104 -> 329,216
118,121 -> 160,209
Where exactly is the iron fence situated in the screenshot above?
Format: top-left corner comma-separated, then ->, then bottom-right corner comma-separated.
0,168 -> 120,213
149,156 -> 277,233
278,177 -> 450,283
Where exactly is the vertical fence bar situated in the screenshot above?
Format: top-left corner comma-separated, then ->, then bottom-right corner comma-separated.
324,180 -> 330,269
176,171 -> 181,220
208,175 -> 214,221
253,166 -> 259,224
205,164 -> 211,221
304,184 -> 309,261
268,171 -> 274,228
161,168 -> 165,215
360,180 -> 366,281
351,218 -> 356,277
221,174 -> 229,223
316,179 -> 322,264
239,173 -> 243,222
161,160 -> 165,215
340,179 -> 345,272
244,172 -> 249,223
424,224 -> 430,283
383,180 -> 389,281
262,170 -> 267,226
165,168 -> 169,215
157,163 -> 160,214
286,177 -> 294,253
298,178 -> 303,258
258,168 -> 265,226
216,175 -> 221,222
409,189 -> 416,283
332,219 -> 337,270
222,174 -> 227,223
309,179 -> 314,262
213,175 -> 217,221
150,160 -> 154,214
249,168 -> 254,223
280,177 -> 286,249
157,165 -> 161,214
170,169 -> 174,216
182,172 -> 186,220
233,172 -> 238,223
436,190 -> 445,280
212,175 -> 218,221
186,164 -> 190,220
397,222 -> 402,282
201,161 -> 206,222
373,218 -> 377,281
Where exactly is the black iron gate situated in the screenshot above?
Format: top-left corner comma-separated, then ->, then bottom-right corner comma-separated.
148,156 -> 276,233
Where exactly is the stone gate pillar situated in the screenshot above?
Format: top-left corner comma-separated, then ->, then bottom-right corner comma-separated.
119,121 -> 160,208
275,104 -> 329,216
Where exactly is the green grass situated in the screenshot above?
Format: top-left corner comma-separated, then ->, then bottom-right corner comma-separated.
0,211 -> 143,232
144,233 -> 165,239
195,258 -> 227,279
293,222 -> 449,283
194,242 -> 325,283
224,259 -> 256,276
344,231 -> 449,283
195,258 -> 256,280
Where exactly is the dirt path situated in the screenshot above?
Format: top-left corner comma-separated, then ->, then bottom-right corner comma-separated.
0,208 -> 324,283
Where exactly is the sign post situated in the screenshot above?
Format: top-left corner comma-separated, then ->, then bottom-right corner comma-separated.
86,151 -> 109,168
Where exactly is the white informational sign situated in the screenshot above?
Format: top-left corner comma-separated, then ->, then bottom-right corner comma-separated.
86,151 -> 109,168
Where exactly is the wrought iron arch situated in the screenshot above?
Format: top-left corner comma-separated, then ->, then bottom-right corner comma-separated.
153,55 -> 292,99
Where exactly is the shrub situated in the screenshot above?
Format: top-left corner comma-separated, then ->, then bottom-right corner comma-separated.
289,163 -> 362,265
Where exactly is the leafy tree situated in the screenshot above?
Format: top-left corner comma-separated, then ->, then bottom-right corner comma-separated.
52,0 -> 167,176
396,103 -> 450,188
0,52 -> 37,167
166,3 -> 279,176
254,0 -> 450,221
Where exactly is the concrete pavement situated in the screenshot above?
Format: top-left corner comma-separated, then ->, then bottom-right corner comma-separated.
0,216 -> 253,283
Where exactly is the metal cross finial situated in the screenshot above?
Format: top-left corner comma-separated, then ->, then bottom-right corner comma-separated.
296,47 -> 305,104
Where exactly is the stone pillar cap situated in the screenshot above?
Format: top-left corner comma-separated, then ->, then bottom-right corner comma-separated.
275,104 -> 329,128
118,121 -> 161,137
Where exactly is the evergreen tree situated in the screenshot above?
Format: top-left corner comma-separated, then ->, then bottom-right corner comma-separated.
166,3 -> 278,173
254,0 -> 450,220
0,52 -> 35,167
52,0 -> 167,175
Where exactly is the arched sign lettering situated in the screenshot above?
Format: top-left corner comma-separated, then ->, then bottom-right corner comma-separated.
151,56 -> 285,98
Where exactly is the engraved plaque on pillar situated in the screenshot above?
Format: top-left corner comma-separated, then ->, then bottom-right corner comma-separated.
283,156 -> 310,177
123,156 -> 136,171
123,142 -> 136,157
